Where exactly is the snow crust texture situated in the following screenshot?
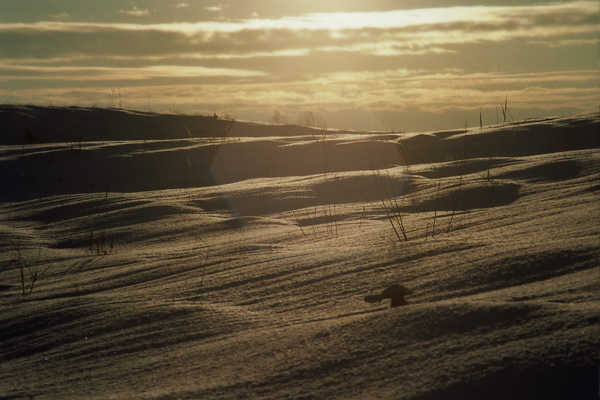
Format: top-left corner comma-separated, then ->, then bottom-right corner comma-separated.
1,105 -> 599,399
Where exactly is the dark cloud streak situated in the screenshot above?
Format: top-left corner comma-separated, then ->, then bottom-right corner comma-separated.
0,29 -> 194,59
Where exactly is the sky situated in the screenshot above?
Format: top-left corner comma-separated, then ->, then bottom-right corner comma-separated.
0,0 -> 598,132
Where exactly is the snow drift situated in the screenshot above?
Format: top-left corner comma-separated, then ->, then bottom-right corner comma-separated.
1,105 -> 598,399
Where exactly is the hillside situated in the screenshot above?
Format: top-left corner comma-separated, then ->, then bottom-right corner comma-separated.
1,105 -> 599,399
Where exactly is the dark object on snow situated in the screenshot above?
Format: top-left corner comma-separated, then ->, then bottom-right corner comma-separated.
364,284 -> 413,308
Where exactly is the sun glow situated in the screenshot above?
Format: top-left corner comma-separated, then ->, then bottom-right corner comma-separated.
0,1 -> 597,131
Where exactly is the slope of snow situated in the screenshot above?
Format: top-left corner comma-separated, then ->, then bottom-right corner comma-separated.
0,106 -> 598,399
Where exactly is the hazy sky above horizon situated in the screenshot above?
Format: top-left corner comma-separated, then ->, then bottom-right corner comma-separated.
1,0 -> 598,131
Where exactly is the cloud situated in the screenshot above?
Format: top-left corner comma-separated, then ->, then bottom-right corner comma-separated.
204,5 -> 227,12
49,12 -> 70,21
0,1 -> 597,131
3,67 -> 597,131
0,1 -> 595,62
119,6 -> 150,17
192,68 -> 600,114
532,39 -> 599,48
0,63 -> 268,82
